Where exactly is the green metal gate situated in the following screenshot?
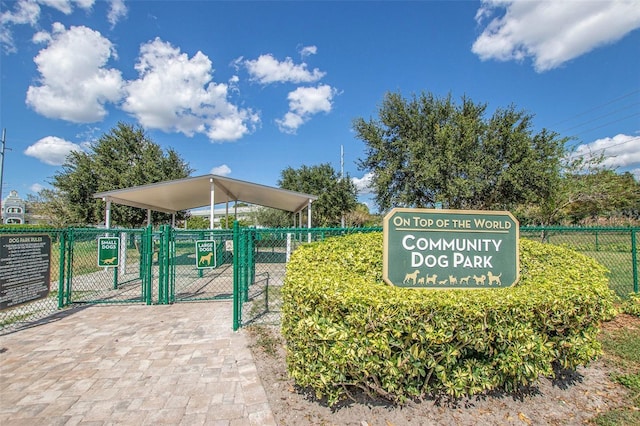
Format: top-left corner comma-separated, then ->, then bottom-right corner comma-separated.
232,225 -> 383,330
61,227 -> 150,305
161,227 -> 235,304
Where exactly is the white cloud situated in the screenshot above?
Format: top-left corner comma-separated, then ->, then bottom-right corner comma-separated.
299,45 -> 317,57
631,168 -> 640,181
472,0 -> 640,72
1,0 -> 95,52
276,112 -> 305,134
30,183 -> 46,193
1,0 -> 41,52
38,0 -> 94,14
24,136 -> 85,166
210,164 -> 232,176
26,24 -> 124,122
276,84 -> 337,134
287,84 -> 335,115
107,0 -> 128,27
573,134 -> 640,170
245,53 -> 326,84
123,38 -> 259,142
352,172 -> 374,194
1,0 -> 41,25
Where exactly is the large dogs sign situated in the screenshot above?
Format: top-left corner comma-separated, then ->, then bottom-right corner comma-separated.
196,240 -> 217,269
383,208 -> 519,289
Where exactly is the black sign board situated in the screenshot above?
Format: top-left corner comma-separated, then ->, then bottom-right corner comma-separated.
0,234 -> 52,310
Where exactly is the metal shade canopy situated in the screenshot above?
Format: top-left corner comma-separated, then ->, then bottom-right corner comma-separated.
93,174 -> 318,216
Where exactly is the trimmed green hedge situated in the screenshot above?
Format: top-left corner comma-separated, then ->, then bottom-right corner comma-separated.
282,232 -> 616,405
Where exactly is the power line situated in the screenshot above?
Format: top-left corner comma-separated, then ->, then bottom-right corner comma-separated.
576,135 -> 640,153
569,112 -> 640,137
550,89 -> 640,128
562,102 -> 640,133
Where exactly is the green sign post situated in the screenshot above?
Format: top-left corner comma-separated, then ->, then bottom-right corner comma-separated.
196,240 -> 217,269
383,208 -> 519,289
97,237 -> 120,267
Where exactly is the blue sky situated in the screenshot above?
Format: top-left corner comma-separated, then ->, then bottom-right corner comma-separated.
1,0 -> 639,212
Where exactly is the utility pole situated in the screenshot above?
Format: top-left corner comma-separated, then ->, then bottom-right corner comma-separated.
0,129 -> 7,223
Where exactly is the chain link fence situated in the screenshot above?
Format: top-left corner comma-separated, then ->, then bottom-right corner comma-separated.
236,225 -> 638,328
520,227 -> 638,299
2,225 -> 638,333
234,227 -> 382,329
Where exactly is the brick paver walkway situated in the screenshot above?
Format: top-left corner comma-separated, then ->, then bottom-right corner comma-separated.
0,302 -> 276,425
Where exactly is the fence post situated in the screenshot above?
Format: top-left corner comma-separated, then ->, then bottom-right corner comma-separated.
57,230 -> 66,309
144,225 -> 153,305
169,226 -> 175,304
64,228 -> 74,306
198,231 -> 204,278
632,228 -> 638,294
245,229 -> 254,303
158,224 -> 171,304
113,266 -> 118,290
233,220 -> 240,330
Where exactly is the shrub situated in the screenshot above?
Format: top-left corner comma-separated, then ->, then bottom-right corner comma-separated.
281,232 -> 616,405
621,293 -> 640,317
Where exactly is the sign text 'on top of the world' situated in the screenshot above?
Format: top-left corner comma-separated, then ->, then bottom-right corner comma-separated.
383,208 -> 519,289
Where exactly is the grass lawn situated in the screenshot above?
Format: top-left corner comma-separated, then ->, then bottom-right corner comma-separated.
49,240 -> 141,280
585,251 -> 636,298
593,313 -> 640,425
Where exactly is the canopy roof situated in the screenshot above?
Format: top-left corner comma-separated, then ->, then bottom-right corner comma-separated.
93,174 -> 318,215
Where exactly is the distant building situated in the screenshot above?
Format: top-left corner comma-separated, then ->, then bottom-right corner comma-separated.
1,190 -> 27,224
189,204 -> 259,226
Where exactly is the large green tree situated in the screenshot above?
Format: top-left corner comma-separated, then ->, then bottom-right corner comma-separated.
49,122 -> 193,227
254,207 -> 294,228
517,152 -> 640,225
278,163 -> 358,227
26,188 -> 75,228
353,91 -> 568,213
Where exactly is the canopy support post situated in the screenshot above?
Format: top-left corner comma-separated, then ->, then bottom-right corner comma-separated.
209,178 -> 215,229
104,198 -> 111,229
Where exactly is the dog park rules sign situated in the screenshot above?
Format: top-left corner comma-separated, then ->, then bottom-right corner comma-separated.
383,208 -> 519,289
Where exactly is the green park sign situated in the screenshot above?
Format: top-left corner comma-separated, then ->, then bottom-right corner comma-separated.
383,208 -> 519,289
97,237 -> 119,267
196,240 -> 217,269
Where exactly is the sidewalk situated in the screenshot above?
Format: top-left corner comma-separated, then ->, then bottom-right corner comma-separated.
0,302 -> 276,425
